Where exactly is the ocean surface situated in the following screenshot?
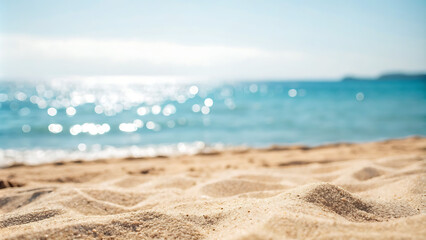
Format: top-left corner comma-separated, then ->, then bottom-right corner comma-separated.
0,79 -> 425,166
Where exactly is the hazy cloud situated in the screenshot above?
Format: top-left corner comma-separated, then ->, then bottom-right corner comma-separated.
1,35 -> 424,81
0,35 -> 310,80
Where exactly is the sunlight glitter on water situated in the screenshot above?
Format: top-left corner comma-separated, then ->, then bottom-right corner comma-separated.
0,78 -> 425,165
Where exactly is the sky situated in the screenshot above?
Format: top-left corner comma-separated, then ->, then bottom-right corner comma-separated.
0,0 -> 425,81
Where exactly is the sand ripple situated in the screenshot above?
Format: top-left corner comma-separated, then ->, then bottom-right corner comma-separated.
0,137 -> 424,239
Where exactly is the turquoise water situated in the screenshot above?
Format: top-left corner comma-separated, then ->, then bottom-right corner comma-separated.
0,79 -> 425,165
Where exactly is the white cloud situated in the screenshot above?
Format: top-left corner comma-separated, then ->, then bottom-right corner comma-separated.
1,35 -> 270,66
2,34 -> 423,80
0,35 -> 308,79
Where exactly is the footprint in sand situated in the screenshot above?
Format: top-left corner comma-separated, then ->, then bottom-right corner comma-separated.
60,189 -> 134,216
201,179 -> 285,198
113,176 -> 151,188
82,189 -> 147,207
153,177 -> 196,190
233,174 -> 282,183
352,166 -> 384,181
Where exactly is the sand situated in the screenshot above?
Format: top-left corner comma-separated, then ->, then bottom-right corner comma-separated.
0,137 -> 425,239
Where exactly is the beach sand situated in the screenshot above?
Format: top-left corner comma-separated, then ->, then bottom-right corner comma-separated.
0,137 -> 425,239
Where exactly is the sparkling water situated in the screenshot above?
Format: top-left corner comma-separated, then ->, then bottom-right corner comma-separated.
0,79 -> 425,165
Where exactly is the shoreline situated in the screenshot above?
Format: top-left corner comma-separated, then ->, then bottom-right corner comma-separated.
1,135 -> 423,168
0,136 -> 425,239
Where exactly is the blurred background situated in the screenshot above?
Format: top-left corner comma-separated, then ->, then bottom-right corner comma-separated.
0,0 -> 425,165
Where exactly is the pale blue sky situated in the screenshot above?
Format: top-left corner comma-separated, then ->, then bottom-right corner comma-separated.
1,0 -> 425,80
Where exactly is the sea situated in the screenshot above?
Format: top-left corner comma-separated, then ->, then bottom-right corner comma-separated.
0,79 -> 425,166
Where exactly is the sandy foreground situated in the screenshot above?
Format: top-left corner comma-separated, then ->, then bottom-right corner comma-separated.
0,137 -> 425,240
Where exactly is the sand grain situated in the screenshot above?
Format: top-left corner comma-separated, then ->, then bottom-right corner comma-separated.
0,137 -> 425,239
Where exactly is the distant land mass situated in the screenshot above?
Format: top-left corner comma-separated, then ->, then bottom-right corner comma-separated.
342,73 -> 426,82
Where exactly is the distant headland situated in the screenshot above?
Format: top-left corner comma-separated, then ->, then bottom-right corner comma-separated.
342,73 -> 426,82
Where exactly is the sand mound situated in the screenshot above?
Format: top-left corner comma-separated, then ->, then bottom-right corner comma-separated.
0,137 -> 424,239
300,183 -> 417,222
302,183 -> 379,221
